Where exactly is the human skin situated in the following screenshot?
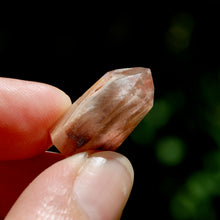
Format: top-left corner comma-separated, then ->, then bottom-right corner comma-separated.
0,78 -> 134,220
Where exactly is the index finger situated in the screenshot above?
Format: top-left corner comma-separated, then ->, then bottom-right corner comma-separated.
0,78 -> 71,160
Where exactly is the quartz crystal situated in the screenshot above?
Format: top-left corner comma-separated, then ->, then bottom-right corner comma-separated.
50,67 -> 154,155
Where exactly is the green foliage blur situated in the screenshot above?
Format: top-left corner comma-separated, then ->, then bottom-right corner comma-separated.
130,11 -> 220,220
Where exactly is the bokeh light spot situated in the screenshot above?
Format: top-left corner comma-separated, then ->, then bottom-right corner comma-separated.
170,192 -> 197,220
170,191 -> 216,220
156,136 -> 185,166
165,13 -> 194,53
186,172 -> 216,200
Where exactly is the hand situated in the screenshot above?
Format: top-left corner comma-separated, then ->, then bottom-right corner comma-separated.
0,78 -> 134,220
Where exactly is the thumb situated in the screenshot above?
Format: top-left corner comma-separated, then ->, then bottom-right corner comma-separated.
5,151 -> 134,220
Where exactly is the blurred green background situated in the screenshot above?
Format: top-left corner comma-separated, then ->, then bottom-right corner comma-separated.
1,5 -> 220,219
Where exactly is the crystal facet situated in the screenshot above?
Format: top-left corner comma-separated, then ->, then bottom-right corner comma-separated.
50,67 -> 154,155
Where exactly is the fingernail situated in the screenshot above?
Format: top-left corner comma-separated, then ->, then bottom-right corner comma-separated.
73,151 -> 134,220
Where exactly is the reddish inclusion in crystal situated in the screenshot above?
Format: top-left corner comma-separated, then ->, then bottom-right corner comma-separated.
50,67 -> 154,156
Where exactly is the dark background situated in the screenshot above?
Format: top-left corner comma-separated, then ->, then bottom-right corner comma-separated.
1,5 -> 220,219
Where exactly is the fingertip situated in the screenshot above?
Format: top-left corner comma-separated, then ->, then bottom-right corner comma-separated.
72,151 -> 134,219
5,151 -> 134,220
0,78 -> 72,160
46,85 -> 72,121
91,151 -> 134,183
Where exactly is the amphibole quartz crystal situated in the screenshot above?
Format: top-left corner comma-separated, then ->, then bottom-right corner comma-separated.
50,67 -> 154,155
